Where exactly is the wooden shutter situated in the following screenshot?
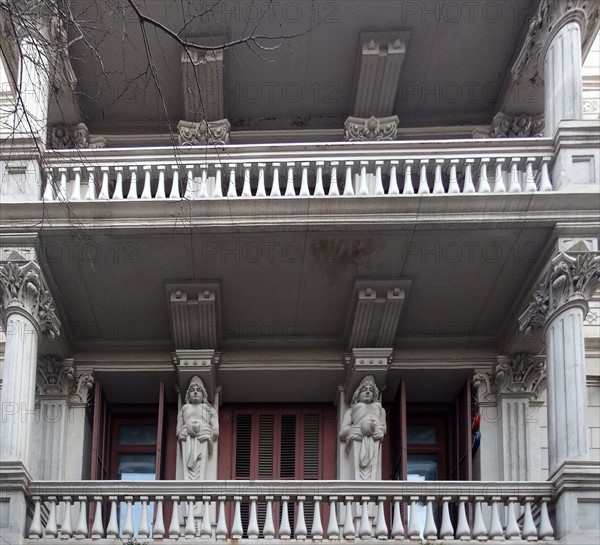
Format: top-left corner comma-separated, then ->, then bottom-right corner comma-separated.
449,379 -> 472,480
391,379 -> 407,480
90,380 -> 110,480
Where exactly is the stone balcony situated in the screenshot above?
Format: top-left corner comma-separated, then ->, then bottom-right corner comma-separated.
27,479 -> 556,543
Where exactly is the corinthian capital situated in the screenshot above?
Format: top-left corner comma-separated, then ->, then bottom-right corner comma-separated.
519,252 -> 600,334
0,261 -> 60,339
512,0 -> 600,83
473,354 -> 547,403
36,356 -> 94,405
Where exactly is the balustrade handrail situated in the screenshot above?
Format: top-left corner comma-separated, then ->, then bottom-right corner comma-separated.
27,479 -> 555,499
42,137 -> 555,168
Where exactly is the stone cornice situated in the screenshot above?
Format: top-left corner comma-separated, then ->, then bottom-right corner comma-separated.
473,354 -> 546,403
36,355 -> 94,405
519,252 -> 600,334
0,261 -> 60,339
512,0 -> 600,83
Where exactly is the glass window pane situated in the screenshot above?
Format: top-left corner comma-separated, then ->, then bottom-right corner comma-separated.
118,424 -> 157,445
117,453 -> 156,478
407,424 -> 438,445
407,453 -> 439,481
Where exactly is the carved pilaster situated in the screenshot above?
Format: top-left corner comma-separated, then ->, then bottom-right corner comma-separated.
512,0 -> 600,83
519,252 -> 600,334
0,261 -> 60,339
36,356 -> 94,406
473,354 -> 546,404
344,116 -> 399,141
177,119 -> 231,145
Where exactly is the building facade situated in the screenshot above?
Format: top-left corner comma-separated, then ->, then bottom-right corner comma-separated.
1,0 -> 599,543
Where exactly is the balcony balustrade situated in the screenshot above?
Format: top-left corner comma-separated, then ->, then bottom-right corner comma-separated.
40,139 -> 555,202
27,480 -> 555,543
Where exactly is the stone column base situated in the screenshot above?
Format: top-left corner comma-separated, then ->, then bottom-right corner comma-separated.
0,461 -> 32,545
552,460 -> 600,543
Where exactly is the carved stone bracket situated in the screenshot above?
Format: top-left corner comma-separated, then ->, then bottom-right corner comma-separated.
512,0 -> 600,83
519,252 -> 600,334
36,356 -> 94,405
177,119 -> 231,145
473,354 -> 547,404
0,261 -> 60,339
490,112 -> 545,138
343,348 -> 393,404
49,123 -> 106,149
344,115 -> 399,141
173,349 -> 221,404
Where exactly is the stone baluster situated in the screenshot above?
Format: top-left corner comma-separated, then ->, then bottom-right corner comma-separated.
44,171 -> 55,200
539,157 -> 552,192
508,158 -> 521,193
407,497 -> 420,540
169,166 -> 181,199
98,167 -> 110,199
285,162 -> 296,196
213,163 -> 223,198
155,166 -> 166,199
463,159 -> 476,193
358,161 -> 369,195
328,162 -> 340,196
439,497 -> 454,540
374,497 -> 388,539
85,168 -> 96,200
122,496 -> 134,538
523,157 -> 537,192
45,496 -> 58,538
327,497 -> 339,539
256,163 -> 267,197
432,159 -> 444,194
311,496 -> 324,539
248,496 -> 260,539
478,158 -> 491,193
106,497 -> 119,538
70,167 -> 81,200
153,497 -> 165,538
280,496 -> 292,539
271,163 -> 282,196
29,497 -> 43,538
388,160 -> 400,195
184,165 -> 194,199
342,497 -> 355,539
75,497 -> 88,538
374,161 -> 385,195
60,496 -> 73,538
295,496 -> 308,539
488,497 -> 504,540
112,167 -> 124,200
299,162 -> 311,196
455,497 -> 470,540
141,165 -> 153,199
227,164 -> 238,197
185,497 -> 196,537
402,160 -> 414,194
391,497 -> 404,539
423,497 -> 438,540
471,496 -> 487,540
216,497 -> 228,539
448,160 -> 460,194
57,168 -> 68,200
201,496 -> 212,538
522,497 -> 538,540
358,497 -> 372,538
137,496 -> 149,539
343,161 -> 355,195
169,496 -> 181,538
199,163 -> 208,198
505,497 -> 521,540
232,496 -> 243,539
126,167 -> 138,200
314,162 -> 326,196
538,498 -> 555,540
242,163 -> 252,197
418,160 -> 430,194
263,496 -> 275,538
489,158 -> 504,194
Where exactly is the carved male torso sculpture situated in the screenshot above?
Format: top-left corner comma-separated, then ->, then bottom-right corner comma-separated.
177,376 -> 219,480
339,375 -> 386,480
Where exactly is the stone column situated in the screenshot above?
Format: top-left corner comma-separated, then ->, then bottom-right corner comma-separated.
543,20 -> 583,137
520,252 -> 599,475
0,260 -> 60,544
473,354 -> 546,481
0,261 -> 60,464
519,251 -> 600,541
